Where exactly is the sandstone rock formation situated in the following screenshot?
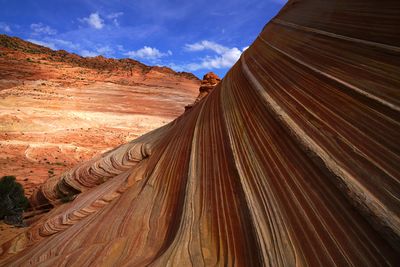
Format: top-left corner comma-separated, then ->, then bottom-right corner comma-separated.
1,0 -> 400,266
185,72 -> 220,110
0,36 -> 200,196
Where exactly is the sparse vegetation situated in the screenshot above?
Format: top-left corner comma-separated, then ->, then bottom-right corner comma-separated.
0,176 -> 29,227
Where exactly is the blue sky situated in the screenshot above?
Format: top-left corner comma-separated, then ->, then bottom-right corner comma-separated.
0,0 -> 286,78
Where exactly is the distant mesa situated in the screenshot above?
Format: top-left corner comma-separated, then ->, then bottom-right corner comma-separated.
0,31 -> 201,203
0,34 -> 199,81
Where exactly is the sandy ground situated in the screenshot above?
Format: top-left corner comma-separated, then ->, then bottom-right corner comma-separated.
0,47 -> 199,197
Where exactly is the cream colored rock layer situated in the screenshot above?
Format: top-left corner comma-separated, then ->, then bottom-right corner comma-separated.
1,0 -> 399,266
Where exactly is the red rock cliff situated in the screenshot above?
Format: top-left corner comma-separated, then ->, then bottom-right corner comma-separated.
1,0 -> 399,266
0,35 -> 200,196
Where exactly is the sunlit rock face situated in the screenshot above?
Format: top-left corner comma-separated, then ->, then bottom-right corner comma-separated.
1,0 -> 400,265
185,72 -> 221,111
0,35 -> 200,197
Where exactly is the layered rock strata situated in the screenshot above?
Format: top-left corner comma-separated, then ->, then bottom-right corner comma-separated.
0,36 -> 200,195
185,72 -> 221,110
0,0 -> 399,266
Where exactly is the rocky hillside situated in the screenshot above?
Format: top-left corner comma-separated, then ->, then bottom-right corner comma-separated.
0,34 -> 198,81
0,35 -> 200,197
1,0 -> 400,265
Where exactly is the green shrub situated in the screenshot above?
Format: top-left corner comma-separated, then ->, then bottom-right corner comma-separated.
0,176 -> 29,222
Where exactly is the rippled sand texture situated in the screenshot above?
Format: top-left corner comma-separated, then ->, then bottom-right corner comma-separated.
1,0 -> 399,266
0,37 -> 200,196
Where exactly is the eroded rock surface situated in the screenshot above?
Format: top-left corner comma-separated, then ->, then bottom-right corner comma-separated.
0,36 -> 200,196
185,72 -> 220,110
1,0 -> 400,266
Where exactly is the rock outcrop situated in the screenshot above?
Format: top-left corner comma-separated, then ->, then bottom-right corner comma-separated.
0,35 -> 198,81
185,72 -> 221,110
1,0 -> 400,266
0,36 -> 200,196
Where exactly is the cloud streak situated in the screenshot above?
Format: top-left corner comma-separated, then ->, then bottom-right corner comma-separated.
27,39 -> 57,50
0,22 -> 11,33
107,12 -> 124,27
107,12 -> 123,19
30,23 -> 57,35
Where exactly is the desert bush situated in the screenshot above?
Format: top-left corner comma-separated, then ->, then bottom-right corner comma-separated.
0,176 -> 29,226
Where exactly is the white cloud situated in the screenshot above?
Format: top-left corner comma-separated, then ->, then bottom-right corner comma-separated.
182,40 -> 247,71
27,39 -> 57,50
96,45 -> 114,55
80,50 -> 98,57
81,13 -> 104,29
52,39 -> 80,50
185,40 -> 228,54
112,19 -> 120,27
124,46 -> 172,60
80,45 -> 115,57
0,22 -> 11,33
26,37 -> 84,52
167,62 -> 185,72
30,23 -> 57,35
107,12 -> 124,27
